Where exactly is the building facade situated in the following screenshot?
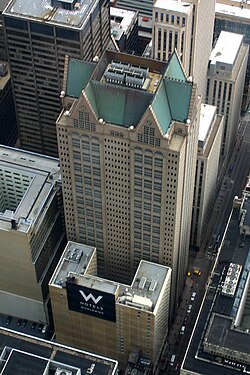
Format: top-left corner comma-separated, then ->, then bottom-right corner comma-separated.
110,7 -> 139,53
152,0 -> 193,75
215,1 -> 250,111
49,241 -> 171,370
0,62 -> 17,146
0,146 -> 66,324
190,104 -> 223,249
152,0 -> 215,99
206,31 -> 248,158
56,50 -> 201,311
3,0 -> 110,157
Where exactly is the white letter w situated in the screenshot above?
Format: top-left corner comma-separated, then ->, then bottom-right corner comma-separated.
79,290 -> 103,304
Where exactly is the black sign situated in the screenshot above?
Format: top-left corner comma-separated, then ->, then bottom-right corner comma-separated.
66,281 -> 116,322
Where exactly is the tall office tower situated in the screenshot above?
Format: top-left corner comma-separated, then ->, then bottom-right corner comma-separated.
0,63 -> 17,146
152,0 -> 193,74
56,50 -> 201,310
3,0 -> 110,157
0,145 -> 66,324
187,0 -> 216,99
49,241 -> 171,370
215,1 -> 250,111
110,7 -> 139,53
0,1 -> 9,61
206,31 -> 248,158
153,0 -> 215,99
190,104 -> 223,249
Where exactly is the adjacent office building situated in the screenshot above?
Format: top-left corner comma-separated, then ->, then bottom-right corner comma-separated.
0,62 -> 17,146
0,0 -> 9,61
190,104 -> 223,249
206,31 -> 248,158
3,0 -> 110,157
49,241 -> 171,370
0,327 -> 118,375
152,0 -> 193,74
0,146 -> 66,324
56,50 -> 201,310
110,7 -> 138,53
152,0 -> 215,99
215,1 -> 250,111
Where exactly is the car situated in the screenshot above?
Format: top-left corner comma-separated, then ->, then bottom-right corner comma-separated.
180,326 -> 185,335
191,292 -> 196,301
30,322 -> 36,331
16,319 -> 22,327
193,269 -> 201,276
22,319 -> 27,327
38,323 -> 44,332
42,324 -> 47,334
187,304 -> 192,313
5,316 -> 11,325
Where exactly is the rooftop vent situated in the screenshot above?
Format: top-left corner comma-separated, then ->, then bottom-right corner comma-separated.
51,0 -> 78,11
138,277 -> 147,289
149,280 -> 157,292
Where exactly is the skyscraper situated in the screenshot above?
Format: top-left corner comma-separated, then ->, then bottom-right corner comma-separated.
206,31 -> 248,158
56,50 -> 201,310
3,0 -> 110,156
152,0 -> 193,73
191,104 -> 223,249
152,0 -> 215,99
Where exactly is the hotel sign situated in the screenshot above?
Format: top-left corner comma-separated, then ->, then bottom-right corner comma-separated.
66,281 -> 116,322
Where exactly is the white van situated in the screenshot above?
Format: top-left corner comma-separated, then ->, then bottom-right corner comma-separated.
170,354 -> 176,366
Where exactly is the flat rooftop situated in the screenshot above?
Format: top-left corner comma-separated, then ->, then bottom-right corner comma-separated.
198,104 -> 217,144
0,328 -> 118,375
110,7 -> 137,34
0,145 -> 60,233
50,241 -> 171,313
3,0 -> 100,30
216,2 -> 250,21
209,30 -> 243,66
154,0 -> 191,13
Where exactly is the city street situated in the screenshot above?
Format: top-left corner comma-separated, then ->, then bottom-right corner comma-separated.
158,112 -> 250,375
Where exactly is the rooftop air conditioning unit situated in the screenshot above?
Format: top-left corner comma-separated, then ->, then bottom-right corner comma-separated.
55,369 -> 73,375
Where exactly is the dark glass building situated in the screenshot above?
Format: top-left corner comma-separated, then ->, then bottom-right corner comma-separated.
3,0 -> 110,156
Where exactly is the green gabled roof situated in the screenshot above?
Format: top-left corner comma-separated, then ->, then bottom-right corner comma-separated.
152,52 -> 192,134
163,78 -> 192,122
85,80 -> 153,127
164,52 -> 187,82
66,59 -> 96,98
151,81 -> 172,134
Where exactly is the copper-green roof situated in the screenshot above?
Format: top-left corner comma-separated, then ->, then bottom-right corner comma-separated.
66,59 -> 96,97
66,52 -> 193,133
164,52 -> 187,82
85,81 -> 153,127
152,53 -> 192,133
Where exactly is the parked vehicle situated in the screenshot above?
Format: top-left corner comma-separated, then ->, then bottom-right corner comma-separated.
180,325 -> 186,335
170,354 -> 176,366
191,292 -> 196,301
